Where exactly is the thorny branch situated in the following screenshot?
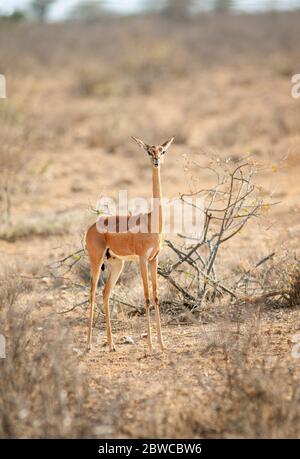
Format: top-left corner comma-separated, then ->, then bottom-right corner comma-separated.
158,158 -> 275,309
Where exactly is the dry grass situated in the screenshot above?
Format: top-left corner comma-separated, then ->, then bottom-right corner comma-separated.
197,318 -> 300,438
0,269 -> 90,438
0,211 -> 79,242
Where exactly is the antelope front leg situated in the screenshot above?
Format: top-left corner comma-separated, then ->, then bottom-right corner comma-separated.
103,258 -> 124,352
140,256 -> 153,353
150,256 -> 165,351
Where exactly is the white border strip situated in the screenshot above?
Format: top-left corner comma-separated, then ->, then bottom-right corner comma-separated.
0,74 -> 6,98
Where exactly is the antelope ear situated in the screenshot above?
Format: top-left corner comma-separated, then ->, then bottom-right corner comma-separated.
131,136 -> 149,151
161,137 -> 174,152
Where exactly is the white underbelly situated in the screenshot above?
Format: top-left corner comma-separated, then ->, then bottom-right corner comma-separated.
109,249 -> 138,262
117,254 -> 139,261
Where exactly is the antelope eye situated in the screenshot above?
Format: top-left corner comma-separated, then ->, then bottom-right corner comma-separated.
148,151 -> 153,156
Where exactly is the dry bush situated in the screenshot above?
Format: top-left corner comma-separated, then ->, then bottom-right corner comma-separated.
0,270 -> 91,438
196,318 -> 300,438
236,252 -> 300,308
159,156 -> 271,311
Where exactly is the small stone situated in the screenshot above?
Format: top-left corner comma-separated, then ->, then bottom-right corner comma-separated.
73,347 -> 83,355
123,336 -> 134,345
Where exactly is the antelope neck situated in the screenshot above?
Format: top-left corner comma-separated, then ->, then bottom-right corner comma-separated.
151,165 -> 163,234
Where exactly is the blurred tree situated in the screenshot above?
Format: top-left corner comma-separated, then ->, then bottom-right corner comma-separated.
163,0 -> 197,17
0,10 -> 26,21
10,10 -> 27,21
140,1 -> 220,16
213,0 -> 234,12
141,0 -> 167,13
30,0 -> 56,21
169,1 -> 236,15
70,1 -> 108,21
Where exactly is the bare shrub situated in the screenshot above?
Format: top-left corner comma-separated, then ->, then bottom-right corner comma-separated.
236,252 -> 300,308
159,156 -> 271,310
0,270 -> 90,438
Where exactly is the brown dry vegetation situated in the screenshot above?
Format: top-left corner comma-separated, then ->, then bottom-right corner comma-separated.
0,12 -> 300,438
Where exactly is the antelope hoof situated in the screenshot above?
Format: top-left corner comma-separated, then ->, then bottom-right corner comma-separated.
148,345 -> 154,354
109,343 -> 117,352
159,343 -> 166,352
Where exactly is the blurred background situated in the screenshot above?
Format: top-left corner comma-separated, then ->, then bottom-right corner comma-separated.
1,1 -> 300,21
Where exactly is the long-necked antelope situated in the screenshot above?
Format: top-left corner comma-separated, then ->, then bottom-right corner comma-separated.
85,136 -> 174,352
